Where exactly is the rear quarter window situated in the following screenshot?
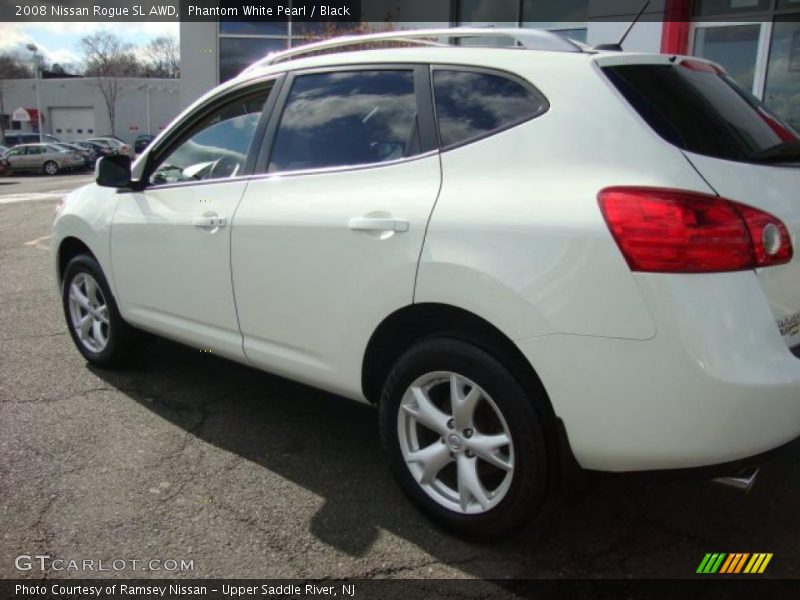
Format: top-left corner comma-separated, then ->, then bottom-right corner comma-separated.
432,69 -> 548,149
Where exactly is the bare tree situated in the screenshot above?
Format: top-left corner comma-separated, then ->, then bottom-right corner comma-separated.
80,32 -> 142,136
142,36 -> 179,78
0,52 -> 33,143
290,21 -> 407,59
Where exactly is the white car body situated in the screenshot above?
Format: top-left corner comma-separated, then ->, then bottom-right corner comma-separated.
53,39 -> 800,476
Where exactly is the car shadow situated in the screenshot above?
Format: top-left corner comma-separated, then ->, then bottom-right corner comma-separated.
89,337 -> 800,579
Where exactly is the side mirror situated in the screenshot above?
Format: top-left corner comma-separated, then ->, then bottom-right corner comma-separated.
95,154 -> 131,188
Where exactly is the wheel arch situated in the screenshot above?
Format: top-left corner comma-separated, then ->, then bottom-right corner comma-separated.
57,236 -> 97,285
362,303 -> 554,417
363,302 -> 582,484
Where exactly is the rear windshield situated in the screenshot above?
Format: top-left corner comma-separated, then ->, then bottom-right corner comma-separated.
603,63 -> 800,164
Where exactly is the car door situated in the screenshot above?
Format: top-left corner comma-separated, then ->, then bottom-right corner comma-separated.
232,65 -> 442,398
110,81 -> 276,361
24,145 -> 43,169
4,146 -> 26,169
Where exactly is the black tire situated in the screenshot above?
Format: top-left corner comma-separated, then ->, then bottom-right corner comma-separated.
379,337 -> 551,540
61,254 -> 136,368
43,160 -> 59,176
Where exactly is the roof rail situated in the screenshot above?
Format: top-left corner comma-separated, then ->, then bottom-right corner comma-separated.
240,27 -> 584,75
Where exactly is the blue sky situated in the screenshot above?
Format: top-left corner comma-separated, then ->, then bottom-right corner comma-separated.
0,22 -> 180,69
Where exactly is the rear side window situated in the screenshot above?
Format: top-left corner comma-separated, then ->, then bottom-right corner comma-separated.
268,70 -> 418,173
433,69 -> 548,148
604,63 -> 800,164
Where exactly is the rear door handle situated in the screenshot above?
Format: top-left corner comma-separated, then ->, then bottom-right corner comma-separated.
193,214 -> 227,230
348,217 -> 409,233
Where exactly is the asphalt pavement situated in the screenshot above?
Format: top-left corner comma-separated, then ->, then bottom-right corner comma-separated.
1,174 -> 799,584
0,173 -> 95,204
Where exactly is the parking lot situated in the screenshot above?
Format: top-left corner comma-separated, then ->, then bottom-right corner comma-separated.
1,174 -> 799,583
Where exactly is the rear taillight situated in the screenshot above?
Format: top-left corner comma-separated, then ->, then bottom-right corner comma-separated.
598,187 -> 793,273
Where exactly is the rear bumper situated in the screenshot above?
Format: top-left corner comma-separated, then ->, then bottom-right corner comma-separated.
517,271 -> 800,472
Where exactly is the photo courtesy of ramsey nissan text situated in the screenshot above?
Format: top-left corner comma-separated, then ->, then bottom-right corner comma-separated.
1,1 -> 800,599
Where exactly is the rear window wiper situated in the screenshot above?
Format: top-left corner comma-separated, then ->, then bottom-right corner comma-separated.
749,141 -> 800,164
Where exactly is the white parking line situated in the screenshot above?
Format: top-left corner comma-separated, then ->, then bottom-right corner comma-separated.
24,234 -> 53,246
0,190 -> 72,204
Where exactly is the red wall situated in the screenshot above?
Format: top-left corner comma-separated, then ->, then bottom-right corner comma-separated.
661,0 -> 692,54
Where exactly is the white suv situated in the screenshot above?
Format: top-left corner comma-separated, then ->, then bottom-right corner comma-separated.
53,29 -> 800,538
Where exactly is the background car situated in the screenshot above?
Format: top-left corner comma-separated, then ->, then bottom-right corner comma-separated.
134,134 -> 156,154
75,140 -> 114,158
1,132 -> 61,147
53,143 -> 96,169
86,137 -> 131,156
4,143 -> 83,175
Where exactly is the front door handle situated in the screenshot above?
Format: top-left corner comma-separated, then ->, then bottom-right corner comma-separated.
193,214 -> 227,230
348,217 -> 409,233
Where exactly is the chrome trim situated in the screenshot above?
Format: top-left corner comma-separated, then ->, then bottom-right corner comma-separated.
120,150 -> 439,194
258,149 -> 439,180
712,468 -> 759,493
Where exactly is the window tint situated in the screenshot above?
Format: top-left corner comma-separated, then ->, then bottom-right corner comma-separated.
433,70 -> 548,148
603,64 -> 800,163
149,88 -> 268,186
268,70 -> 418,173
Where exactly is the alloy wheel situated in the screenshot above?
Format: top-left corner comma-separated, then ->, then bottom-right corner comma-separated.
67,272 -> 110,353
397,371 -> 515,514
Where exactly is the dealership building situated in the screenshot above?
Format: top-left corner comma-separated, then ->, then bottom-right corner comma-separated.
180,0 -> 800,130
0,76 -> 179,146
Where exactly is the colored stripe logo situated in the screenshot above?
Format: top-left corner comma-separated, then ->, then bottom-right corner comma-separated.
697,553 -> 772,574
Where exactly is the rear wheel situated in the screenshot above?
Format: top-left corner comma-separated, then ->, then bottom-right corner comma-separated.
62,254 -> 136,368
43,160 -> 59,175
379,338 -> 551,539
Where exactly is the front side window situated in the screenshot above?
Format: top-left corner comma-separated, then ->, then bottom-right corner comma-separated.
268,70 -> 418,173
149,88 -> 268,186
433,69 -> 548,148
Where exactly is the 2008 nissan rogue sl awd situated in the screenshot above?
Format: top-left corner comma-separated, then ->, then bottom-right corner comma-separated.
53,29 -> 800,538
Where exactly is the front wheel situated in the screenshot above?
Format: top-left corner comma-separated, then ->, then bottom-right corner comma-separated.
43,160 -> 59,175
379,338 -> 551,539
62,254 -> 136,368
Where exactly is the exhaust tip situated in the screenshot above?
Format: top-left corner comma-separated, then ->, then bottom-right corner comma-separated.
712,468 -> 759,493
